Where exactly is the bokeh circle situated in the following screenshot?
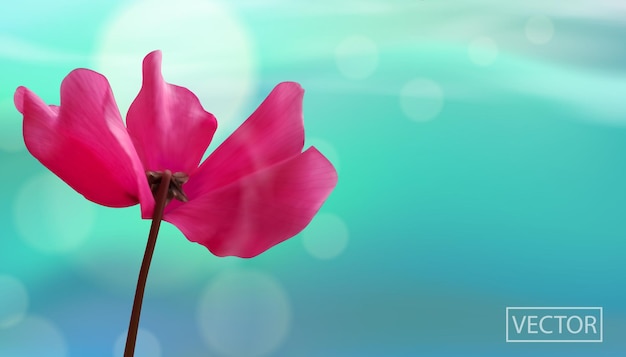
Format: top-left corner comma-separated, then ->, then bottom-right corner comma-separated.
400,78 -> 445,122
467,36 -> 499,66
301,213 -> 349,259
113,328 -> 162,357
335,35 -> 379,80
14,172 -> 95,253
0,275 -> 29,328
95,0 -> 256,148
0,316 -> 67,357
525,15 -> 555,44
198,269 -> 291,357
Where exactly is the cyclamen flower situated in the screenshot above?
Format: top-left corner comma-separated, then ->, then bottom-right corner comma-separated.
14,50 -> 338,258
15,50 -> 337,357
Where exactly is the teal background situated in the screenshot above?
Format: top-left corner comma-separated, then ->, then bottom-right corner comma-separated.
1,0 -> 626,356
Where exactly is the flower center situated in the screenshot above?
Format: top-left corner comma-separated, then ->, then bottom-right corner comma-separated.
146,171 -> 189,203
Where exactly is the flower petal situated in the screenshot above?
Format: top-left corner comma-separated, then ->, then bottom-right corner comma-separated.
191,81 -> 305,193
15,70 -> 154,216
126,50 -> 217,175
164,147 -> 338,258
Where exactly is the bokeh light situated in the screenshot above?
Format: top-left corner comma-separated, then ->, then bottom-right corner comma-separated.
113,328 -> 162,357
14,172 -> 95,253
95,0 -> 256,148
400,78 -> 444,122
335,35 -> 379,80
198,269 -> 291,357
525,15 -> 555,44
467,36 -> 498,66
0,316 -> 67,357
301,213 -> 349,260
0,275 -> 28,328
72,207 -> 240,295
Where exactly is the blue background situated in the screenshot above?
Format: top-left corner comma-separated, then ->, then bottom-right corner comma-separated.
1,0 -> 625,356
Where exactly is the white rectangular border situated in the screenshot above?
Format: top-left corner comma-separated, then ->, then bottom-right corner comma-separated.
506,307 -> 603,343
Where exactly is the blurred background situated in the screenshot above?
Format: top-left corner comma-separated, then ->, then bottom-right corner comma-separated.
1,0 -> 626,356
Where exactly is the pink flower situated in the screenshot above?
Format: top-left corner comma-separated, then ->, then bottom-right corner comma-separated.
14,50 -> 337,258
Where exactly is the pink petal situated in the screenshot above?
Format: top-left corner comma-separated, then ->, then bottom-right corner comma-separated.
126,50 -> 217,175
15,70 -> 154,216
190,81 -> 305,194
164,147 -> 338,258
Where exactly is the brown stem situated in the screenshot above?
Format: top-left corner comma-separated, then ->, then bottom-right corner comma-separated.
124,169 -> 172,357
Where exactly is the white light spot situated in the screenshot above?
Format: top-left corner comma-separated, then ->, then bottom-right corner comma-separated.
114,328 -> 162,357
301,213 -> 349,260
0,97 -> 25,152
335,35 -> 379,80
0,316 -> 67,357
0,275 -> 28,328
525,15 -> 555,45
14,172 -> 95,253
198,270 -> 291,357
95,0 -> 256,148
400,78 -> 444,122
468,37 -> 498,66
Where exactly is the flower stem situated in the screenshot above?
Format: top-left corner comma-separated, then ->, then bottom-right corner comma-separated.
124,170 -> 172,357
